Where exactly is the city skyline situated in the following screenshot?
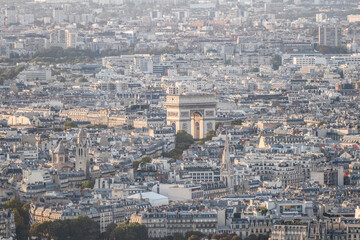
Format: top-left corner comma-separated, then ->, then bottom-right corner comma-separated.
0,0 -> 359,240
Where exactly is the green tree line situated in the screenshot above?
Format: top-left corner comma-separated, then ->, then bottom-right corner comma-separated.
30,220 -> 147,240
133,156 -> 152,170
3,198 -> 268,240
30,215 -> 100,240
2,198 -> 30,240
31,47 -> 98,64
0,46 -> 180,66
196,130 -> 216,144
0,66 -> 25,85
162,130 -> 194,159
315,45 -> 347,54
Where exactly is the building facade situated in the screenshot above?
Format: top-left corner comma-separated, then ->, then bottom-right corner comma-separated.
165,93 -> 217,139
75,129 -> 89,178
130,210 -> 218,239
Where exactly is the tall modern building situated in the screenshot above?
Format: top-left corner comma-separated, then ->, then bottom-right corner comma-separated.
53,7 -> 65,23
318,26 -> 342,47
48,29 -> 67,48
65,30 -> 78,48
316,13 -> 327,23
5,7 -> 16,26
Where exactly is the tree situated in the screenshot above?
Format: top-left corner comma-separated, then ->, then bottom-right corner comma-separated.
176,130 -> 194,144
205,130 -> 216,140
30,221 -> 52,239
2,198 -> 30,240
188,235 -> 202,240
3,198 -> 22,210
231,235 -> 241,240
86,124 -> 108,129
31,47 -> 98,64
185,231 -> 203,240
78,77 -> 88,83
64,121 -> 78,129
29,223 -> 40,238
209,232 -> 242,240
141,156 -> 152,163
257,234 -> 268,240
215,122 -> 222,131
57,76 -> 66,82
0,66 -> 25,85
133,156 -> 152,170
318,121 -> 325,127
197,130 -> 216,144
80,180 -> 95,189
101,222 -> 117,240
260,207 -> 268,216
71,216 -> 100,240
249,67 -> 259,72
29,216 -> 100,240
245,234 -> 258,240
271,54 -> 282,70
218,232 -> 230,240
173,232 -> 186,240
162,130 -> 194,159
110,222 -> 148,240
231,119 -> 242,125
315,45 -> 347,54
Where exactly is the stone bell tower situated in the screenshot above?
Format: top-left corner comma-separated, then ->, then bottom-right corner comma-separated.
75,128 -> 89,178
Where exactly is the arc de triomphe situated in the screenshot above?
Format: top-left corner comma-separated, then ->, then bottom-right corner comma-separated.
165,93 -> 217,139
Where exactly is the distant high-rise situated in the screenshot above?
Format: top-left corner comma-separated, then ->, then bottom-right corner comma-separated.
316,13 -> 327,23
348,15 -> 360,23
318,26 -> 342,47
53,7 -> 65,23
48,29 -> 67,48
5,7 -> 17,26
65,30 -> 77,48
150,10 -> 162,20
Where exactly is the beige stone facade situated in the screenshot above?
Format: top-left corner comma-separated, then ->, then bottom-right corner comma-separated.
165,93 -> 217,139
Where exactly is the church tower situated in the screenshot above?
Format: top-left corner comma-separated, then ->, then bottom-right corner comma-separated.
220,134 -> 234,194
75,128 -> 89,178
51,141 -> 72,172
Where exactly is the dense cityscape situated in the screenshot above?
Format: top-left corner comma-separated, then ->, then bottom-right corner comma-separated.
0,0 -> 360,239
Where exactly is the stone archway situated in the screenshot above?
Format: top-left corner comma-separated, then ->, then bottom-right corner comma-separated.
191,112 -> 203,139
165,94 -> 217,139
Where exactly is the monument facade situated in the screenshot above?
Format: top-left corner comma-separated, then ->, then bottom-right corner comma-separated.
165,93 -> 217,139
